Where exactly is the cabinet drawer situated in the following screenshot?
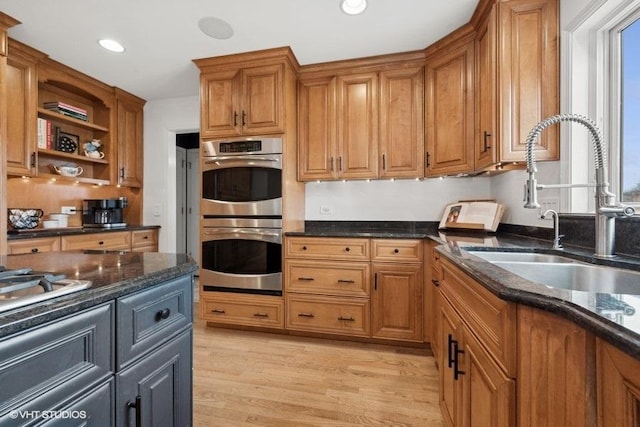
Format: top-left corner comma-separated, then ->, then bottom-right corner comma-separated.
200,292 -> 284,328
440,258 -> 516,376
131,229 -> 158,248
286,237 -> 370,261
285,260 -> 370,297
61,231 -> 131,251
116,275 -> 192,369
0,304 -> 113,415
371,239 -> 423,263
7,236 -> 61,254
286,295 -> 370,336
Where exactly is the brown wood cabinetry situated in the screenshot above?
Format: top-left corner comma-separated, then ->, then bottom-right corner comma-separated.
5,40 -> 43,176
597,339 -> 640,427
425,27 -> 475,176
437,256 -> 516,427
7,236 -> 60,254
285,236 -> 423,342
297,52 -> 425,181
200,292 -> 284,329
473,0 -> 559,171
115,88 -> 144,188
371,239 -> 423,342
61,231 -> 131,251
131,229 -> 158,252
195,48 -> 298,139
424,240 -> 441,355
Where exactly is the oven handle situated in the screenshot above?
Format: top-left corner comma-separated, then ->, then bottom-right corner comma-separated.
204,156 -> 280,163
202,228 -> 282,244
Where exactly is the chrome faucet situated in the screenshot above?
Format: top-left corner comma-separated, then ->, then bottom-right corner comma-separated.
523,114 -> 635,258
541,209 -> 563,250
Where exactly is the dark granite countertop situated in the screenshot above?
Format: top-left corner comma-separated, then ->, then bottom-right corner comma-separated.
0,251 -> 197,338
285,221 -> 436,239
7,224 -> 161,240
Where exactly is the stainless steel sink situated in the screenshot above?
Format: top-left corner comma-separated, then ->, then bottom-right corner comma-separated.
468,251 -> 576,263
466,250 -> 640,295
492,261 -> 640,294
0,276 -> 91,313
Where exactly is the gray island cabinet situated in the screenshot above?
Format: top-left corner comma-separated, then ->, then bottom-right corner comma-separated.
0,251 -> 196,427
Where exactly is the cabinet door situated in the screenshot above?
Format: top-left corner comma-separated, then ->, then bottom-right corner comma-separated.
425,38 -> 475,176
336,73 -> 378,179
498,0 -> 559,163
199,69 -> 241,138
241,64 -> 284,136
379,66 -> 424,178
371,263 -> 423,341
298,76 -> 337,181
475,6 -> 498,170
460,326 -> 515,427
439,296 -> 462,427
116,89 -> 144,188
116,330 -> 192,427
6,41 -> 38,176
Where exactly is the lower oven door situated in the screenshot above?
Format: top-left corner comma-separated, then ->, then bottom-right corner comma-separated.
200,224 -> 282,295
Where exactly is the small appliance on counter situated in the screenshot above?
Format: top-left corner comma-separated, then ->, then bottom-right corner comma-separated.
82,198 -> 127,228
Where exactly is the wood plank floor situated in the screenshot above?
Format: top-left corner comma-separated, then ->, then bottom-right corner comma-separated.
192,308 -> 444,426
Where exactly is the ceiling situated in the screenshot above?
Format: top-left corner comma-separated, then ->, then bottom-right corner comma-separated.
0,0 -> 478,101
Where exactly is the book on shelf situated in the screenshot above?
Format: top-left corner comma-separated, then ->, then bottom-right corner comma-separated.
43,101 -> 87,115
36,118 -> 47,149
44,107 -> 88,122
438,200 -> 505,232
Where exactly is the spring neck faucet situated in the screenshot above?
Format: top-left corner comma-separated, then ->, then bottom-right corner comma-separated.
523,114 -> 635,258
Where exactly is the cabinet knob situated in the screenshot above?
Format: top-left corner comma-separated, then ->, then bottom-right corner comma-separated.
345,247 -> 350,252
155,308 -> 171,321
31,248 -> 39,253
302,245 -> 307,251
98,241 -> 104,245
394,248 -> 400,254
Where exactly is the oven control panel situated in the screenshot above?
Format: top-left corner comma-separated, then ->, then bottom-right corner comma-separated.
202,137 -> 282,156
219,140 -> 262,153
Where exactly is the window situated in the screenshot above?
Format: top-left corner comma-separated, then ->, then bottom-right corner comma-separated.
621,16 -> 640,202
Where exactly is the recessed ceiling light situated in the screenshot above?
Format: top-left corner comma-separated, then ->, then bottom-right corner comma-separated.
340,0 -> 367,15
98,39 -> 125,53
198,17 -> 234,40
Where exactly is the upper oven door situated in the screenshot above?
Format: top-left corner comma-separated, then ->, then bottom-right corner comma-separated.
201,153 -> 282,216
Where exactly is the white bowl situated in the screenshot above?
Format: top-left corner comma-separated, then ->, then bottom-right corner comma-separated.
49,213 -> 69,228
42,220 -> 59,229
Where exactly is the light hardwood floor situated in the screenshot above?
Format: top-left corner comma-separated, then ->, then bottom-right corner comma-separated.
192,307 -> 444,426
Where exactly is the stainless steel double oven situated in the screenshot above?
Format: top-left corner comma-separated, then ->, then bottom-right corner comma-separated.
200,137 -> 283,295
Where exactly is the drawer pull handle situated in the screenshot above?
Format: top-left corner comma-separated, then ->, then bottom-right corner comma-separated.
298,312 -> 315,318
345,247 -> 350,252
453,341 -> 465,380
394,248 -> 400,254
298,277 -> 315,281
155,308 -> 171,321
302,246 -> 307,250
253,312 -> 269,318
98,241 -> 104,245
143,236 -> 149,240
338,316 -> 355,322
447,334 -> 455,368
432,279 -> 440,287
127,395 -> 142,427
31,248 -> 39,253
337,279 -> 355,284
211,309 -> 226,314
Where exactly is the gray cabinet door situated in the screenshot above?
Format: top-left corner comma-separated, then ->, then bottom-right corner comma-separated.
116,329 -> 192,427
38,378 -> 115,426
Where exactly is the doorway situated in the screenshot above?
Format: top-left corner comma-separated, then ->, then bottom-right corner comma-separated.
176,132 -> 200,267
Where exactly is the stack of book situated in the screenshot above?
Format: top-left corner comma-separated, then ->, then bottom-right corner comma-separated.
36,118 -> 60,150
43,101 -> 88,121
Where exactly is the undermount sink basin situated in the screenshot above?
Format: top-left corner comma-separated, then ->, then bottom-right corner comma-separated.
466,250 -> 640,295
468,251 -> 576,264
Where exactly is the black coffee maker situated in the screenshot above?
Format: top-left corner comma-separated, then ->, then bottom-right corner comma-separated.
82,198 -> 128,228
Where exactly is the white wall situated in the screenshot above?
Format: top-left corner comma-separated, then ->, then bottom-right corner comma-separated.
143,95 -> 199,252
305,177 -> 491,221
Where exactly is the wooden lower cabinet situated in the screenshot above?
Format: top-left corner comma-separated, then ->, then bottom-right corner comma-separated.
371,262 -> 422,341
200,292 -> 284,329
7,236 -> 60,254
61,231 -> 131,251
286,294 -> 370,336
131,229 -> 159,252
597,338 -> 640,427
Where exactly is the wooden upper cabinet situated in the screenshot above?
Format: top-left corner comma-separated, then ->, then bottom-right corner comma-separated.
425,30 -> 475,176
336,72 -> 378,180
475,0 -> 559,171
297,76 -> 336,180
379,66 -> 424,178
6,40 -> 44,176
199,64 -> 284,138
115,88 -> 145,188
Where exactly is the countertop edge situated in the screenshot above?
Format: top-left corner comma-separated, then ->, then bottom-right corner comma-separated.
7,225 -> 161,240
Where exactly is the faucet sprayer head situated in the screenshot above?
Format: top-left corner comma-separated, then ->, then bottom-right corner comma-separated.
523,172 -> 540,209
